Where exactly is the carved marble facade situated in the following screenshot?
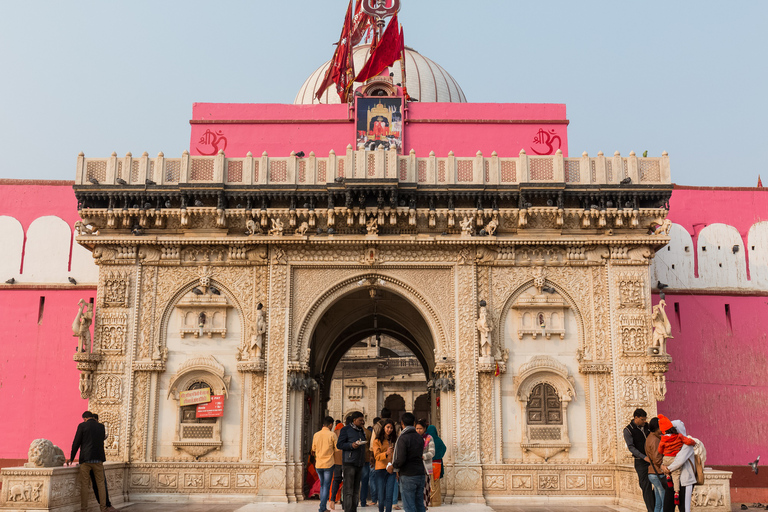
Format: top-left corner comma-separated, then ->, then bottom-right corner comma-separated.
57,157 -> 688,506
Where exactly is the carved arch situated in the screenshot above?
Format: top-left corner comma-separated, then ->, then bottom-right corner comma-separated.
296,273 -> 447,365
496,278 -> 587,358
513,355 -> 576,403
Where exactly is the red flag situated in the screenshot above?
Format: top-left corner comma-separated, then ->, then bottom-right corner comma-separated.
758,174 -> 764,188
315,0 -> 355,101
355,14 -> 401,84
494,361 -> 500,377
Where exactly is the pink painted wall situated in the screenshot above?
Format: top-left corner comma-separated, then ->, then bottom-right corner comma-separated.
0,181 -> 91,459
190,102 -> 568,158
655,186 -> 768,465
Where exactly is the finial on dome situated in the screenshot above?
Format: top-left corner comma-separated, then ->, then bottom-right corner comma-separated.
629,150 -> 636,156
614,150 -> 620,156
111,151 -> 117,157
158,151 -> 164,157
246,151 -> 253,157
555,149 -> 562,155
491,151 -> 497,157
582,151 -> 588,157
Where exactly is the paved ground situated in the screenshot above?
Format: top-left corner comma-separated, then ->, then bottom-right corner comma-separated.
117,502 -> 626,512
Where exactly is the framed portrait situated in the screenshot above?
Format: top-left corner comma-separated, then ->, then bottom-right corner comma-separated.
355,97 -> 404,154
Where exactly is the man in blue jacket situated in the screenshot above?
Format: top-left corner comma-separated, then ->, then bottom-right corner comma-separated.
337,411 -> 367,512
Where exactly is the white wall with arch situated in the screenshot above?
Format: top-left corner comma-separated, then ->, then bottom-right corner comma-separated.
0,216 -> 24,280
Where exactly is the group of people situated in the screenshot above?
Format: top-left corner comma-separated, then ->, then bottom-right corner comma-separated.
312,407 -> 446,512
67,410 -> 118,512
625,408 -> 702,512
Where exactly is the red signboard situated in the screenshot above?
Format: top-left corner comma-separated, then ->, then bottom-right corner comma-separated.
196,395 -> 224,418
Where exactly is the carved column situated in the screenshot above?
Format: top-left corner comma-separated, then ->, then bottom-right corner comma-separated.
452,262 -> 484,502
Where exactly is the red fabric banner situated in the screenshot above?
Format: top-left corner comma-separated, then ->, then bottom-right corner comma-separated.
354,14 -> 401,84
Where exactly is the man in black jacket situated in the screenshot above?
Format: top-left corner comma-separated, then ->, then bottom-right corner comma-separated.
337,411 -> 367,512
623,408 -> 654,512
67,411 -> 108,512
391,412 -> 425,512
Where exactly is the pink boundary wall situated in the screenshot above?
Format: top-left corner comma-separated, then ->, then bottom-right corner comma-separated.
190,102 -> 568,158
655,186 -> 768,466
0,181 -> 90,459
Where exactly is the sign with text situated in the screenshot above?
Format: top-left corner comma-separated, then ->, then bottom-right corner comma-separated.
196,394 -> 225,418
179,388 -> 211,407
355,97 -> 403,153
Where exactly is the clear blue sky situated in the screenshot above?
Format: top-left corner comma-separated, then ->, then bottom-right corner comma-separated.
1,1 -> 765,186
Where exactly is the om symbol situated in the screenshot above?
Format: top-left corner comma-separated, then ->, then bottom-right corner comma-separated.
196,129 -> 228,156
531,128 -> 562,155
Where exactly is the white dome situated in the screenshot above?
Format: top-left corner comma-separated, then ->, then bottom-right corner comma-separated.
295,45 -> 467,104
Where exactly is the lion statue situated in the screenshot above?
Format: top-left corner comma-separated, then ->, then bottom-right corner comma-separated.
24,438 -> 66,468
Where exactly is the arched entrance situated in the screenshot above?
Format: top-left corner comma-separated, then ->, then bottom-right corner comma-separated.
296,276 -> 442,499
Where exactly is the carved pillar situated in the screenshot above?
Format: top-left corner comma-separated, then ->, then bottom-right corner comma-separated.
452,262 -> 484,502
257,258 -> 289,500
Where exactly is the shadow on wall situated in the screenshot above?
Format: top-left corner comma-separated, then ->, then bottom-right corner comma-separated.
0,215 -> 97,284
652,222 -> 768,290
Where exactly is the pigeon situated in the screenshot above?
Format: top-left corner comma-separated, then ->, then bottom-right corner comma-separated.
209,286 -> 221,296
303,203 -> 310,208
620,177 -> 632,185
524,202 -> 533,209
328,228 -> 335,235
606,200 -> 614,208
68,277 -> 78,285
741,504 -> 748,510
295,151 -> 305,158
194,199 -> 204,207
546,199 -> 554,206
191,287 -> 204,296
145,178 -> 156,185
131,227 -> 143,236
334,177 -> 344,183
626,201 -> 634,208
116,178 -> 128,185
143,202 -> 152,210
441,232 -> 447,236
236,204 -> 243,209
132,204 -> 140,209
89,177 -> 99,185
5,278 -> 15,284
657,281 -> 669,290
590,205 -> 600,210
317,227 -> 324,235
165,200 -> 172,208
542,286 -> 557,294
749,456 -> 760,475
643,150 -> 648,158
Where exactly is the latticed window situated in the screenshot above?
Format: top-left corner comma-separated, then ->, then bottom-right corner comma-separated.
180,381 -> 216,425
527,383 -> 562,425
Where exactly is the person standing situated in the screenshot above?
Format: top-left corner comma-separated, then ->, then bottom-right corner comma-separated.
661,419 -> 697,512
359,421 -> 374,508
330,422 -> 344,509
67,411 -> 108,512
415,419 -> 434,509
645,417 -> 666,512
337,411 -> 367,512
373,419 -> 398,512
391,412 -> 426,512
89,414 -> 116,512
368,419 -> 380,507
425,425 -> 445,507
313,416 -> 338,512
623,408 -> 654,512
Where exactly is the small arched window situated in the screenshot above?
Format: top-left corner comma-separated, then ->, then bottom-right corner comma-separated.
526,383 -> 562,425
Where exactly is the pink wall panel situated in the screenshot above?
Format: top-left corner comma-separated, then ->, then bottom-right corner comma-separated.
0,181 -> 79,232
0,289 -> 92,458
190,102 -> 568,158
655,293 -> 768,465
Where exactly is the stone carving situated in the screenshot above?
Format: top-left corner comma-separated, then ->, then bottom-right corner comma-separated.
246,219 -> 261,235
72,299 -> 93,353
619,313 -> 649,355
79,371 -> 93,399
74,220 -> 99,236
593,475 -> 614,490
158,474 -> 177,487
650,299 -> 673,355
294,221 -> 309,235
511,475 -> 532,489
366,216 -> 378,235
93,375 -> 122,404
484,217 -> 499,236
185,474 -> 204,488
248,303 -> 266,359
692,485 -> 725,507
268,217 -> 284,236
477,301 -> 493,359
623,377 -> 649,407
236,474 -> 257,487
539,474 -> 560,490
99,410 -> 121,455
460,215 -> 474,236
99,311 -> 128,354
484,474 -> 505,490
25,439 -> 65,468
7,481 -> 44,502
566,475 -> 586,490
102,270 -> 129,307
210,474 -> 230,488
651,218 -> 672,235
618,272 -> 645,308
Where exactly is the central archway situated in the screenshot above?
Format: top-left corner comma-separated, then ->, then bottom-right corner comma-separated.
296,277 -> 442,499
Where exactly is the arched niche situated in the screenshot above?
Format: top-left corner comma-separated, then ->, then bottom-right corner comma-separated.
652,223 -> 695,288
0,216 -> 23,280
697,223 -> 747,287
22,216 -> 71,283
155,279 -> 243,461
748,221 -> 768,288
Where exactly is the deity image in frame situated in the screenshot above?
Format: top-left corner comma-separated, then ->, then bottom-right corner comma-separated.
355,97 -> 404,153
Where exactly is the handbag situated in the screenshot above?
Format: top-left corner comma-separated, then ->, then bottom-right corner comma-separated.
689,454 -> 705,485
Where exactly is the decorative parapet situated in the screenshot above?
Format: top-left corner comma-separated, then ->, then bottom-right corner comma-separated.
236,360 -> 266,373
0,462 -> 127,511
75,149 -> 671,187
72,352 -> 100,372
132,361 -> 166,372
578,362 -> 612,374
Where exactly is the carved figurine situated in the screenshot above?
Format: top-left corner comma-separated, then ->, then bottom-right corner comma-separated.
246,219 -> 261,236
484,217 -> 499,236
268,217 -> 284,236
651,219 -> 672,236
25,439 -> 66,468
250,303 -> 266,359
651,299 -> 674,354
74,220 -> 99,236
295,221 -> 309,236
460,216 -> 474,236
366,216 -> 378,235
72,299 -> 93,352
477,302 -> 494,358
79,372 -> 93,398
